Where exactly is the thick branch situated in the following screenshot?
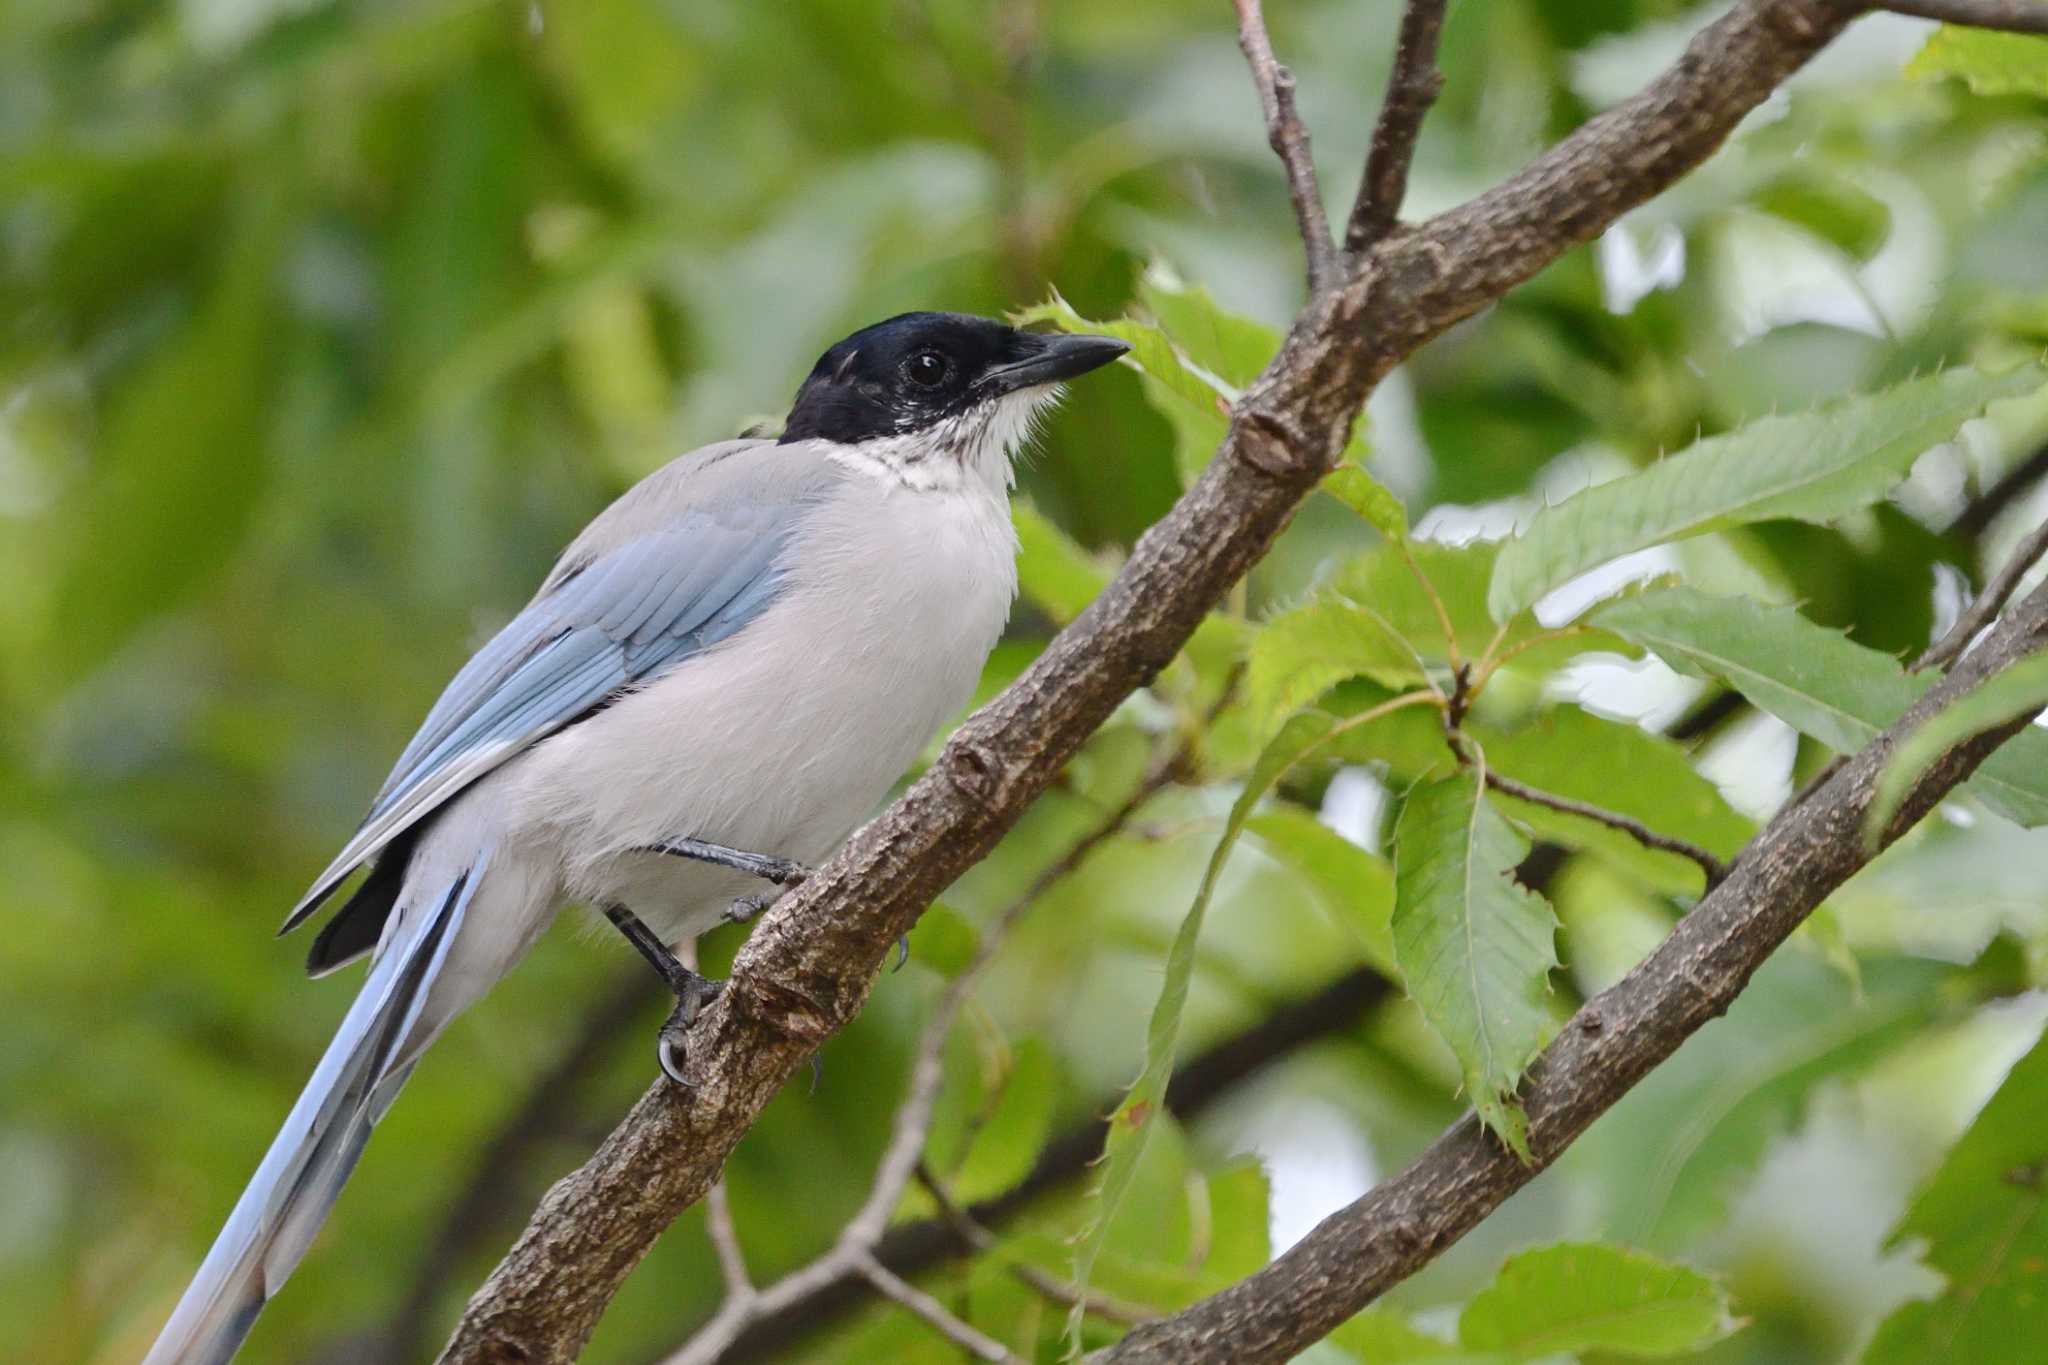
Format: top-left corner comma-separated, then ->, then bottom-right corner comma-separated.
1882,0 -> 2048,32
1099,581 -> 2048,1363
437,4 -> 1862,1361
1346,0 -> 1448,252
1233,0 -> 1337,292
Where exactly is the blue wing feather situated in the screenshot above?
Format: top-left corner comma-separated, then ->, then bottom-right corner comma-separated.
280,453 -> 835,934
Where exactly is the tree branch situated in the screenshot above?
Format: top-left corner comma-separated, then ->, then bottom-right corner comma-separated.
1881,0 -> 2048,32
1232,0 -> 1337,293
1346,0 -> 1448,252
437,4 -> 1864,1361
1917,511 -> 2048,670
660,731 -> 1190,1364
1098,578 -> 2048,1363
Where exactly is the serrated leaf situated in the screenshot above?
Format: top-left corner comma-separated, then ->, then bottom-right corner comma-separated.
1477,707 -> 1754,895
1393,771 -> 1560,1157
1864,1027 -> 2048,1364
1017,290 -> 1236,488
1245,594 -> 1427,741
1245,804 -> 1398,975
1459,1242 -> 1739,1358
1909,24 -> 2048,98
1869,651 -> 2048,841
1013,500 -> 1113,625
1592,588 -> 2048,827
1135,261 -> 1279,390
1324,464 -> 1410,541
1070,711 -> 1335,1342
1015,290 -> 1230,426
1489,366 -> 2045,620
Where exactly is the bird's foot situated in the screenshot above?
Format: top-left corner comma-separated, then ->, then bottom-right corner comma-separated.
723,891 -> 778,925
603,902 -> 727,1085
657,972 -> 726,1086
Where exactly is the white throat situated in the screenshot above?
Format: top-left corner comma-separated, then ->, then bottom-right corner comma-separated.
823,384 -> 1061,496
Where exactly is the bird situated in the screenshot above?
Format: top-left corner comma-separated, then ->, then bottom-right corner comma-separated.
141,312 -> 1130,1365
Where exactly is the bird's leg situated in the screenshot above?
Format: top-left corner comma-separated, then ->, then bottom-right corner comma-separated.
602,902 -> 723,1086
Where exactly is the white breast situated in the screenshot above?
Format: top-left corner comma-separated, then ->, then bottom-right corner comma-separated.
510,468 -> 1018,941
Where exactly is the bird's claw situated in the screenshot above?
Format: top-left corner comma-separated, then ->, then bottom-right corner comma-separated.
892,935 -> 910,973
656,973 -> 725,1086
724,891 -> 777,925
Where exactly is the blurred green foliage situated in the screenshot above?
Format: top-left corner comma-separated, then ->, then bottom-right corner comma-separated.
8,2 -> 2048,1364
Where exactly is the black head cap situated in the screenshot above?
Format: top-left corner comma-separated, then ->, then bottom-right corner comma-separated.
781,311 -> 1127,446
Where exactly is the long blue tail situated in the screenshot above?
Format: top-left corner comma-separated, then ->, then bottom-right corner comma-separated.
143,863 -> 486,1365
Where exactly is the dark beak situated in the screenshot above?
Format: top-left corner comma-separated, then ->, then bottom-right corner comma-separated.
987,332 -> 1131,392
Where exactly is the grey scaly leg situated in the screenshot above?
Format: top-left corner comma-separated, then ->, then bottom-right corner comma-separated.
602,902 -> 724,1085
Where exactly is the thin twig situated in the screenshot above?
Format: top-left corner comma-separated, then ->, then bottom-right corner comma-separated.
914,1163 -> 1161,1326
1346,0 -> 1448,252
1481,767 -> 1730,888
1951,438 -> 2048,538
704,1183 -> 752,1298
1232,0 -> 1337,293
854,1251 -> 1022,1362
1917,513 -> 2048,670
1882,0 -> 2048,33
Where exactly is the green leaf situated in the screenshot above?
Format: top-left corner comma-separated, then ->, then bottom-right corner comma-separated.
1459,1242 -> 1739,1358
1869,651 -> 2048,841
1245,804 -> 1398,975
1135,260 -> 1279,390
1014,290 -> 1230,426
1393,771 -> 1560,1157
1865,1026 -> 2048,1364
1324,464 -> 1410,541
1593,588 -> 2048,827
1476,707 -> 1754,895
905,901 -> 979,978
1909,25 -> 2048,98
1017,281 -> 1250,487
1245,593 -> 1427,741
1070,711 -> 1334,1342
1013,499 -> 1114,625
1488,365 -> 2046,620
948,1039 -> 1058,1204
1201,1160 -> 1274,1283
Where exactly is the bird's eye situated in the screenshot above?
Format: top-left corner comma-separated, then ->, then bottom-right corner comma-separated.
904,351 -> 950,388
